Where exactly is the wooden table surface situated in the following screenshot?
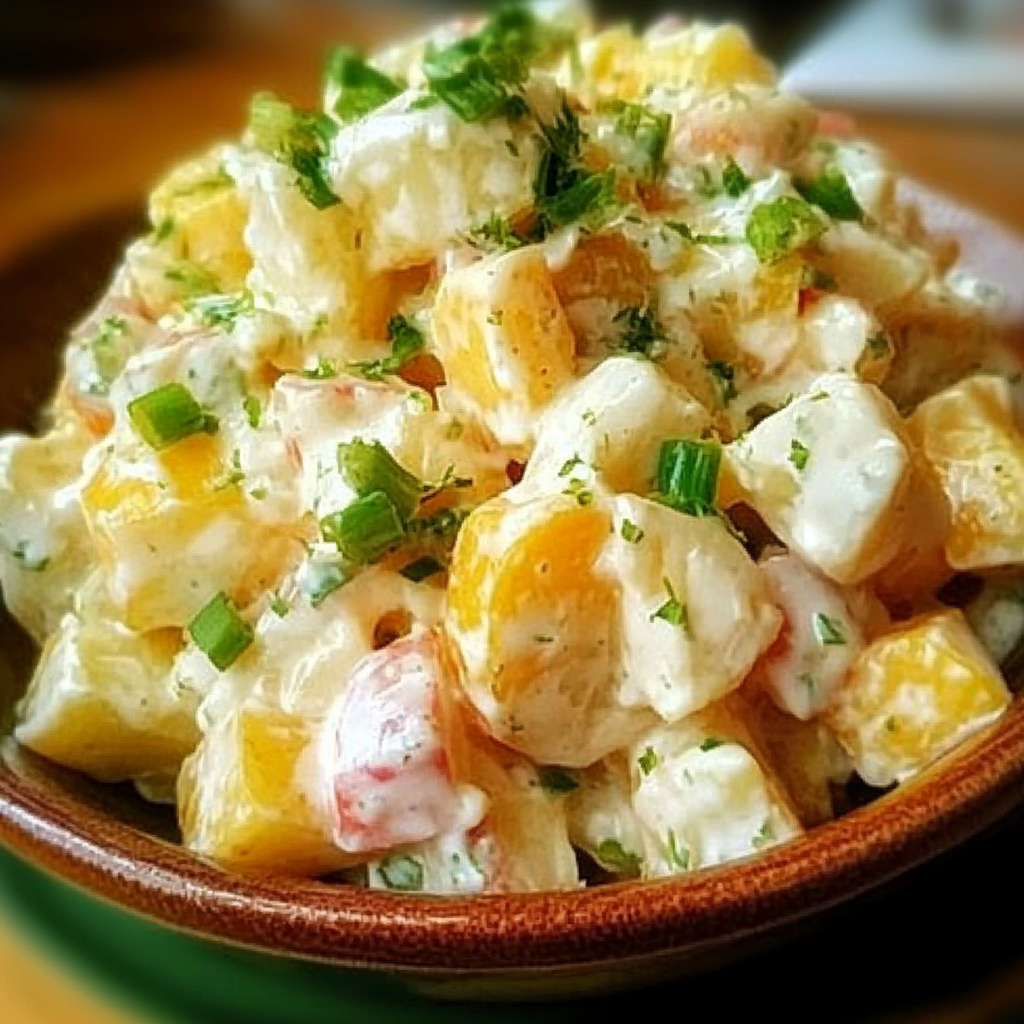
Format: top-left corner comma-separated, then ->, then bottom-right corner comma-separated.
1,5 -> 1023,1022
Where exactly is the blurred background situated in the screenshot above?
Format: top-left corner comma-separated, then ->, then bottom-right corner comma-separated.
0,1 -> 1023,1022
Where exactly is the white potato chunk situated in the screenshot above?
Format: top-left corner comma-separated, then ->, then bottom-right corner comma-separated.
603,495 -> 782,722
752,549 -> 865,721
631,698 -> 801,877
967,577 -> 1024,666
329,97 -> 538,273
523,357 -> 710,497
0,423 -> 94,643
565,754 -> 645,877
726,374 -> 913,585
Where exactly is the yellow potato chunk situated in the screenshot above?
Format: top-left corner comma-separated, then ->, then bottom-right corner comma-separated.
148,149 -> 252,295
825,609 -> 1010,788
908,375 -> 1024,571
81,433 -> 299,631
447,490 -> 653,767
15,574 -> 195,789
179,704 -> 357,877
432,246 -> 576,449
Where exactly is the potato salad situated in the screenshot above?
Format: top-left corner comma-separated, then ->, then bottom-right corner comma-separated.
4,1 -> 1023,893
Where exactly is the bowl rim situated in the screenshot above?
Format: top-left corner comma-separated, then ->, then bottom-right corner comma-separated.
1,695 -> 1022,971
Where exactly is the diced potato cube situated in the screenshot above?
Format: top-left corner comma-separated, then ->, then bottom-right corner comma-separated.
566,754 -> 645,877
751,549 -> 865,721
0,423 -> 94,643
606,494 -> 782,722
330,99 -> 538,273
743,689 -> 851,827
432,246 -> 576,449
643,23 -> 776,91
15,573 -> 196,787
148,148 -> 252,295
824,609 -> 1010,787
81,432 -> 301,631
366,729 -> 579,894
227,151 -> 364,336
179,703 -> 356,876
908,375 -> 1024,571
725,374 -> 913,585
447,490 -> 654,767
523,357 -> 710,498
631,697 -> 801,877
325,630 -> 472,854
882,277 -> 1004,414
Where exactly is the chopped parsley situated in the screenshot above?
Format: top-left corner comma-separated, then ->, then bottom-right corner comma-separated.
606,100 -> 672,180
746,196 -> 827,265
563,477 -> 594,506
813,613 -> 847,647
324,47 -> 401,122
789,438 -> 810,472
377,854 -> 425,892
612,305 -> 665,357
268,593 -> 290,617
558,454 -> 584,478
470,211 -> 526,250
422,2 -> 574,123
707,360 -> 738,407
621,519 -> 645,544
595,839 -> 642,877
638,746 -> 660,776
538,768 -> 579,794
651,576 -> 688,631
348,315 -> 426,381
187,291 -> 254,329
700,737 -> 725,752
248,92 -> 339,209
796,164 -> 863,222
721,156 -> 751,197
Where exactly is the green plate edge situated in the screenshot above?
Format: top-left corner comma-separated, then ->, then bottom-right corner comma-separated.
0,847 -> 612,1024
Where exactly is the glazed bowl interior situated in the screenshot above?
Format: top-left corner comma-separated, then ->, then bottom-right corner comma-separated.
2,192 -> 1024,1001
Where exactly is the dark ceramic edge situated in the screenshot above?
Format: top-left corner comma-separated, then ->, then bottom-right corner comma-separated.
1,698 -> 1022,971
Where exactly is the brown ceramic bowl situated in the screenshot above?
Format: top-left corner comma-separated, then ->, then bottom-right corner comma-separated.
1,186 -> 1024,1003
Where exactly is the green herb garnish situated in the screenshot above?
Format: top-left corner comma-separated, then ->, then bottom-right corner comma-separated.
127,383 -> 217,450
796,164 -> 863,222
789,438 -> 810,472
595,839 -> 642,877
813,612 -> 847,647
656,439 -> 721,516
722,156 -> 751,197
324,47 -> 401,122
378,854 -> 424,892
188,593 -> 253,671
538,768 -> 579,794
746,196 -> 827,265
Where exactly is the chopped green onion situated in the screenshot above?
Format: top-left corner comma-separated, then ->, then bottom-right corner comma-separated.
789,439 -> 810,472
700,737 -> 724,752
187,291 -> 253,329
337,439 -> 423,523
399,556 -> 444,583
268,593 -> 290,617
248,92 -> 339,209
563,477 -> 594,507
470,212 -> 526,250
722,156 -> 751,197
638,746 -> 659,776
188,593 -> 253,671
745,196 -> 827,265
165,261 -> 219,296
377,854 -> 424,892
621,519 -> 644,544
538,768 -> 579,794
324,47 -> 401,122
666,829 -> 691,871
127,383 -> 216,451
657,439 -> 722,515
320,490 -> 405,564
813,612 -> 847,647
796,165 -> 863,221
